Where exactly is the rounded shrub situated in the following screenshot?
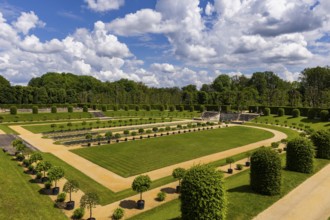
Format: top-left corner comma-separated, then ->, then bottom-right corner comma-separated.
311,130 -> 330,159
263,108 -> 270,116
277,108 -> 284,116
82,105 -> 88,112
157,191 -> 166,201
112,207 -> 124,220
286,137 -> 314,173
51,106 -> 57,113
292,108 -> 300,118
160,105 -> 165,111
180,164 -> 227,220
113,105 -> 118,111
10,106 -> 17,115
146,105 -> 151,111
250,147 -> 281,195
178,105 -> 184,112
169,105 -> 176,112
56,192 -> 66,202
68,106 -> 73,113
124,105 -> 129,111
101,105 -> 107,112
320,110 -> 329,122
135,105 -> 140,111
189,105 -> 194,112
32,106 -> 38,114
72,207 -> 85,219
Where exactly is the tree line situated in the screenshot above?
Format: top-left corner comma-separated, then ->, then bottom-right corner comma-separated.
0,66 -> 329,108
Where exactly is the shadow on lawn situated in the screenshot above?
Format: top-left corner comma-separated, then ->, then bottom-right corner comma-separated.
227,184 -> 254,194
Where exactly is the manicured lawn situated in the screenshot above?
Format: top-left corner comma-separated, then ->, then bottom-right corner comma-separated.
71,126 -> 274,177
0,112 -> 92,123
0,152 -> 67,220
130,158 -> 330,220
104,110 -> 201,119
0,124 -> 19,134
41,153 -> 175,205
247,122 -> 300,140
254,115 -> 330,131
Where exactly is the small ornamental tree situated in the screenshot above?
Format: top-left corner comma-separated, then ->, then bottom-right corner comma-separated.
263,108 -> 270,116
80,192 -> 100,220
101,105 -> 107,112
311,130 -> 330,159
123,130 -> 130,136
320,110 -> 329,122
32,106 -> 38,114
85,133 -> 93,146
226,157 -> 235,174
292,108 -> 300,118
105,131 -> 112,143
180,164 -> 227,220
51,106 -> 57,113
132,175 -> 151,209
29,152 -> 43,164
138,128 -> 144,134
250,147 -> 281,195
172,168 -> 186,192
277,108 -> 284,116
63,180 -> 79,201
48,166 -> 65,189
10,106 -> 17,115
36,161 -> 52,178
286,137 -> 314,173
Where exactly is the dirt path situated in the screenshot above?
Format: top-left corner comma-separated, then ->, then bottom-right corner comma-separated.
254,163 -> 330,220
10,125 -> 286,193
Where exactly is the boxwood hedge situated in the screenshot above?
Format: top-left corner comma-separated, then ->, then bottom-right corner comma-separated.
311,130 -> 330,159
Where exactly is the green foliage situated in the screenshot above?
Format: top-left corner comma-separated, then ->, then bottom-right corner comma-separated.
132,175 -> 151,200
29,152 -> 43,164
271,142 -> 279,148
160,105 -> 165,111
172,167 -> 186,186
320,110 -> 329,122
169,105 -> 175,112
236,164 -> 243,170
82,105 -> 88,112
80,192 -> 100,218
32,106 -> 38,114
10,106 -> 17,115
286,138 -> 314,173
179,105 -> 184,112
68,105 -> 73,113
250,148 -> 281,195
277,108 -> 284,116
114,133 -> 121,139
56,192 -> 66,202
311,130 -> 330,159
124,105 -> 129,111
135,105 -> 140,111
36,161 -> 52,177
47,166 -> 65,187
51,105 -> 57,113
123,130 -> 130,135
226,157 -> 235,168
101,105 -> 107,112
146,105 -> 151,111
263,108 -> 270,116
307,108 -> 317,119
157,191 -> 166,201
180,164 -> 227,220
152,127 -> 158,132
113,208 -> 125,220
63,180 -> 79,201
44,181 -> 52,189
189,105 -> 194,112
72,207 -> 85,219
292,108 -> 300,118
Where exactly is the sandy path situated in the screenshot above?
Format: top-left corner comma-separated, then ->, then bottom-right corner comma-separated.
10,125 -> 286,193
254,163 -> 330,220
0,129 -> 5,134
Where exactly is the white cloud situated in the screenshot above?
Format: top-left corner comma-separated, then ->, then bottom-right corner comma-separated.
85,0 -> 124,12
12,11 -> 45,35
205,2 -> 215,16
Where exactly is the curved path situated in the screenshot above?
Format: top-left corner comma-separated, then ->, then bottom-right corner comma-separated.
10,124 -> 286,192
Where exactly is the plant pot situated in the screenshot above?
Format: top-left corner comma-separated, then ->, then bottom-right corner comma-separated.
137,200 -> 145,210
227,168 -> 233,174
176,186 -> 181,193
245,161 -> 250,167
66,201 -> 75,210
52,187 -> 60,195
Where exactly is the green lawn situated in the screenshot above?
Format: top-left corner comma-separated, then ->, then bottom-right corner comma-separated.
130,158 -> 330,220
0,124 -> 19,134
254,115 -> 330,131
72,126 -> 274,177
0,112 -> 92,123
247,122 -> 300,140
0,152 -> 67,220
104,110 -> 201,119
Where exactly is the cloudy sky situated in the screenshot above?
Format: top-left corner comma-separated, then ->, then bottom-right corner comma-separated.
0,0 -> 329,87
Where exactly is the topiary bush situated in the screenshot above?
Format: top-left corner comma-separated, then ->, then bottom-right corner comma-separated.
72,207 -> 85,219
286,137 -> 314,173
311,130 -> 330,159
189,105 -> 194,112
263,108 -> 270,116
10,106 -> 17,115
32,106 -> 38,114
250,147 -> 281,195
68,106 -> 73,113
157,191 -> 166,201
180,164 -> 227,220
101,105 -> 107,112
135,105 -> 140,111
56,192 -> 66,202
83,105 -> 88,112
320,110 -> 329,122
169,105 -> 176,112
112,207 -> 124,220
307,108 -> 317,120
277,108 -> 284,116
292,108 -> 300,118
51,106 -> 57,113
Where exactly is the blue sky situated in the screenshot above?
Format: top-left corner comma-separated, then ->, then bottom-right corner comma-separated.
0,0 -> 329,87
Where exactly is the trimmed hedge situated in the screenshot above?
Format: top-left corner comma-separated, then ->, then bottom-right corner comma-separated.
292,108 -> 300,118
32,106 -> 38,114
286,137 -> 314,173
10,106 -> 17,115
311,130 -> 330,159
250,148 -> 281,195
307,108 -> 317,119
277,108 -> 284,116
51,106 -> 57,113
320,110 -> 329,122
263,108 -> 270,116
181,164 -> 227,220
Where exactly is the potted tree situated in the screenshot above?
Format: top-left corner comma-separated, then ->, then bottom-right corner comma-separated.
104,131 -> 112,144
80,192 -> 100,220
29,152 -> 43,164
172,167 -> 186,193
132,175 -> 151,209
36,161 -> 52,182
47,166 -> 65,195
226,157 -> 235,174
63,180 -> 79,210
245,152 -> 251,167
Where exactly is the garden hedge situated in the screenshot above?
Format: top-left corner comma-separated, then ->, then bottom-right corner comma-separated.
292,108 -> 300,118
263,108 -> 270,116
320,110 -> 329,122
250,147 -> 281,195
277,108 -> 284,116
311,130 -> 330,159
51,106 -> 57,113
286,137 -> 314,173
32,106 -> 38,114
181,164 -> 227,220
10,106 -> 17,115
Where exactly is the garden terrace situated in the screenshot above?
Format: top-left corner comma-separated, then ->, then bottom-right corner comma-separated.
238,113 -> 260,121
201,111 -> 220,120
220,113 -> 240,121
71,126 -> 273,177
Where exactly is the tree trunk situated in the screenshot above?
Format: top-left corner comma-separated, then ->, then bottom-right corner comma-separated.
90,207 -> 92,219
140,192 -> 142,200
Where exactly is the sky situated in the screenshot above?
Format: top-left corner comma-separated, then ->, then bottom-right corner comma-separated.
0,0 -> 329,88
